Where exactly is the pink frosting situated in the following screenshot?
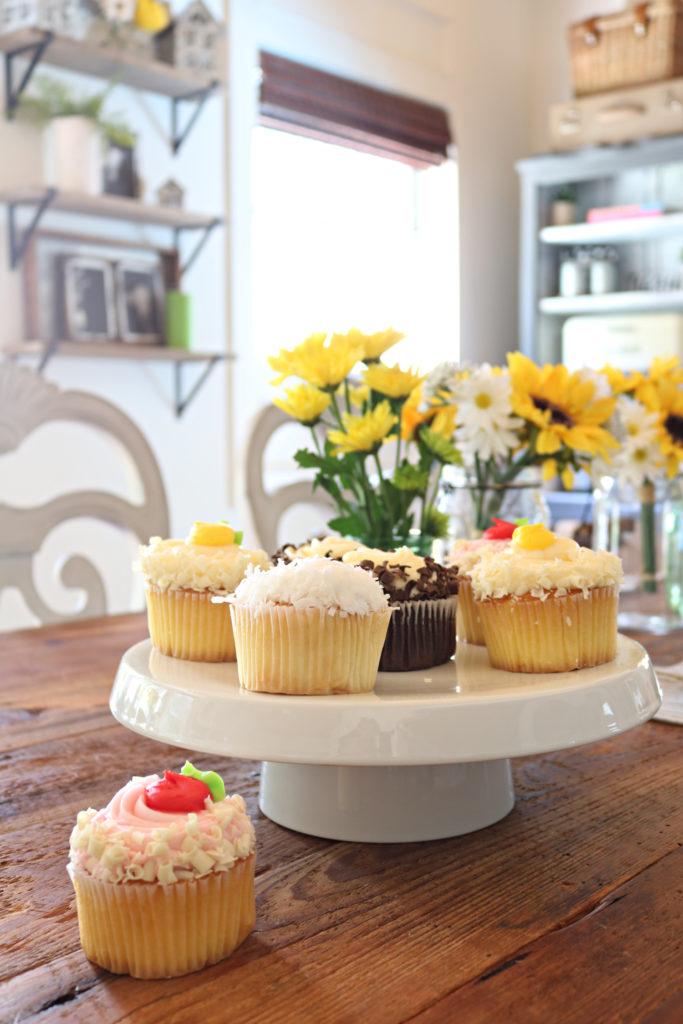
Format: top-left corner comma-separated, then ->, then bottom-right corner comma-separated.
69,774 -> 255,885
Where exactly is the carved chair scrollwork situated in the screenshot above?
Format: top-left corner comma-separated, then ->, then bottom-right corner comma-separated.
0,362 -> 170,626
245,404 -> 334,554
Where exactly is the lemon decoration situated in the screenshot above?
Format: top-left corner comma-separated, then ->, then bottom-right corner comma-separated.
188,521 -> 238,546
512,523 -> 556,550
134,0 -> 171,33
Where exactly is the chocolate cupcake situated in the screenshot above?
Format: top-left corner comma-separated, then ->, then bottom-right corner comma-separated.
342,546 -> 459,672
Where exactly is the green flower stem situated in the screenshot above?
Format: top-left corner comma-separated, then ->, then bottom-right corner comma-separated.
639,482 -> 657,593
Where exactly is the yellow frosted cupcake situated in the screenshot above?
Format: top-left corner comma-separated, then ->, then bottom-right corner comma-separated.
228,557 -> 391,694
469,523 -> 623,673
68,763 -> 255,979
135,522 -> 269,661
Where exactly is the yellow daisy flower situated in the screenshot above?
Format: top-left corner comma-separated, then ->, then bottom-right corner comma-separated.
508,352 -> 618,460
269,332 -> 364,389
342,327 -> 405,362
273,384 -> 331,425
401,386 -> 435,440
327,400 -> 398,455
363,362 -> 424,399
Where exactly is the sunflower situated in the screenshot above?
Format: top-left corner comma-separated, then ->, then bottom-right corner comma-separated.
636,372 -> 683,476
327,401 -> 398,455
363,362 -> 424,400
273,384 -> 331,425
508,353 -> 618,461
269,332 -> 364,389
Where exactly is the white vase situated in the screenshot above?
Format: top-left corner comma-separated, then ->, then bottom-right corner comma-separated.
44,116 -> 103,195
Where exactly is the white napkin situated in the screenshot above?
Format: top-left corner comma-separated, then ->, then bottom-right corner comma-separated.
653,661 -> 683,725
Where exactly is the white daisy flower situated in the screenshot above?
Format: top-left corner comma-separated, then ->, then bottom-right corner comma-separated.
616,395 -> 661,447
614,437 -> 665,489
453,364 -> 523,457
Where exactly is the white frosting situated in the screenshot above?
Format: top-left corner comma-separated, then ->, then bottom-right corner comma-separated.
341,545 -> 426,579
228,557 -> 390,616
468,536 -> 623,601
290,536 -> 362,559
135,537 -> 269,593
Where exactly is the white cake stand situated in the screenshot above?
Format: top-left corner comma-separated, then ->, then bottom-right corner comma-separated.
109,636 -> 661,843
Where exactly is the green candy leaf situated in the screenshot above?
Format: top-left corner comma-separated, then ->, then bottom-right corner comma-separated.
513,517 -> 529,527
233,530 -> 244,544
181,760 -> 226,802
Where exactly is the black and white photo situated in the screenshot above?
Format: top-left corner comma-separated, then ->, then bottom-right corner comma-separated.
61,256 -> 117,342
115,262 -> 165,344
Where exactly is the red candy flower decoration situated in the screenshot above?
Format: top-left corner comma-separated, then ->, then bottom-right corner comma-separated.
144,770 -> 211,813
481,518 -> 517,540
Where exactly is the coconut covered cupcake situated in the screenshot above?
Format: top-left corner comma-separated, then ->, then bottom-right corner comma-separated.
228,557 -> 391,695
271,535 -> 363,563
469,523 -> 623,673
135,522 -> 269,662
68,762 -> 255,979
342,546 -> 459,672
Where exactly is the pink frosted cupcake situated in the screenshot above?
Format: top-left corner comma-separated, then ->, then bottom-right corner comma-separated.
68,763 -> 255,978
448,519 -> 517,645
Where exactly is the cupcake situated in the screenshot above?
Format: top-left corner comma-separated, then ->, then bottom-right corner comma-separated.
342,546 -> 459,672
469,523 -> 623,673
271,535 -> 362,563
448,519 -> 518,646
135,521 -> 269,662
68,762 -> 256,979
228,557 -> 391,694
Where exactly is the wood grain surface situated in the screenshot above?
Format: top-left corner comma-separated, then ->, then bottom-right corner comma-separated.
1,613 -> 681,1024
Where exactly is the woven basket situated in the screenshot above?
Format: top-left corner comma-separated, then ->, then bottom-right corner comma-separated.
568,1 -> 683,97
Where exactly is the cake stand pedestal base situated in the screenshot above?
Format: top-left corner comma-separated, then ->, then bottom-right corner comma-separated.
259,759 -> 515,842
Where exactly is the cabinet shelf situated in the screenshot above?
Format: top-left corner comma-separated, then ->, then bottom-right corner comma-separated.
539,290 -> 683,315
6,341 -> 233,417
0,27 -> 216,99
540,212 -> 683,246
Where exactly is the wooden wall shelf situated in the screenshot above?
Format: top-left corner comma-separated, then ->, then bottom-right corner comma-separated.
6,342 -> 233,418
0,27 -> 216,99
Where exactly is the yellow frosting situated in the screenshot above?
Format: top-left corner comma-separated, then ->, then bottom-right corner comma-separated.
187,522 -> 235,546
512,523 -> 556,550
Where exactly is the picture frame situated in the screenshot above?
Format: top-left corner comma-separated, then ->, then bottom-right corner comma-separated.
115,261 -> 165,345
60,256 -> 118,342
102,142 -> 138,198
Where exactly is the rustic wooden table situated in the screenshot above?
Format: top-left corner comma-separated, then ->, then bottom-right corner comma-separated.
1,613 -> 681,1024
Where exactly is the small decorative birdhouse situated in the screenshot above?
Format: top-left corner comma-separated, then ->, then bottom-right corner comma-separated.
156,177 -> 184,208
155,0 -> 223,79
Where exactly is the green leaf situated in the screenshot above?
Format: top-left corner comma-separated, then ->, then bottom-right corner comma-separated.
422,507 -> 450,540
180,760 -> 225,802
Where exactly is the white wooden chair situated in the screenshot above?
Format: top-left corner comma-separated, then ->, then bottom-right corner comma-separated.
0,362 -> 169,626
245,404 -> 333,553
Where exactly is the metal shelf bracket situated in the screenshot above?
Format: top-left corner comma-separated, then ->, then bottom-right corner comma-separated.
173,355 -> 222,416
171,81 -> 218,154
175,216 -> 222,278
7,187 -> 56,268
4,30 -> 54,118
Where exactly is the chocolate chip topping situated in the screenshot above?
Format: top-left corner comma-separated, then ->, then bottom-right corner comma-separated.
356,555 -> 459,604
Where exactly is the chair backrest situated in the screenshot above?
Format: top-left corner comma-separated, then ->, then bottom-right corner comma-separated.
0,361 -> 169,626
245,404 -> 333,553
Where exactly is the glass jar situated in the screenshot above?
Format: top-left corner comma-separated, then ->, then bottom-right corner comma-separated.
433,465 -> 551,561
592,475 -> 683,633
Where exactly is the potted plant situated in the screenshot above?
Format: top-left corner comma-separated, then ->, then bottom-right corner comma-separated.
17,76 -> 136,196
550,184 -> 577,226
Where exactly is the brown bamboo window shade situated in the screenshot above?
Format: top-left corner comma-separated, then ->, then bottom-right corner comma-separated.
259,52 -> 453,169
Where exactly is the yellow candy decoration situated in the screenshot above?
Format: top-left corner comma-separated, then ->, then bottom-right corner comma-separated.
188,521 -> 236,546
512,523 -> 556,550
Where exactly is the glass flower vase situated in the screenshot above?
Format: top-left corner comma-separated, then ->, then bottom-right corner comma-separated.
433,465 -> 551,560
592,475 -> 683,634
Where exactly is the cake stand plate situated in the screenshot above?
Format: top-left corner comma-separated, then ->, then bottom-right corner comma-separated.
110,636 -> 661,843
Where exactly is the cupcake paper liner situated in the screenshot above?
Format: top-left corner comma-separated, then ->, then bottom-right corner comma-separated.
478,585 -> 619,673
145,583 -> 236,662
379,595 -> 458,672
230,604 -> 391,694
69,855 -> 255,979
456,577 -> 486,646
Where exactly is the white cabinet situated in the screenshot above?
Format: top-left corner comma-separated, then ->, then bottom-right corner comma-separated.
516,134 -> 683,365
